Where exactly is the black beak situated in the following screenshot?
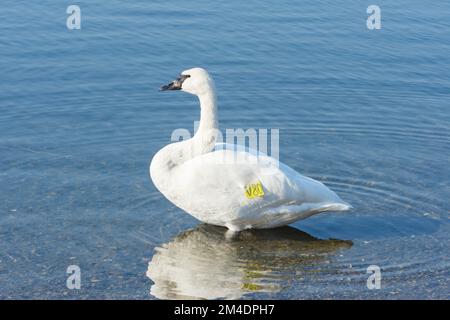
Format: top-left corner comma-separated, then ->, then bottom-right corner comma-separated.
160,81 -> 181,91
160,74 -> 190,91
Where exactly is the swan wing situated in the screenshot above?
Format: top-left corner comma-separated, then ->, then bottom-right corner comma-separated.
167,143 -> 350,230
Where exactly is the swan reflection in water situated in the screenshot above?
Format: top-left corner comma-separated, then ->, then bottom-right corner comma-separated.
147,224 -> 352,300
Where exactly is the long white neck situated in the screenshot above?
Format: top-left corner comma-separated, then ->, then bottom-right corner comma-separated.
150,86 -> 219,185
191,87 -> 219,155
195,89 -> 219,137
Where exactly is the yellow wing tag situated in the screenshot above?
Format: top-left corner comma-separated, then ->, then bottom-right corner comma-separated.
245,181 -> 265,199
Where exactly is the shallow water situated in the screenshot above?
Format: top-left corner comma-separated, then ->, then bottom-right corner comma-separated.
0,1 -> 449,299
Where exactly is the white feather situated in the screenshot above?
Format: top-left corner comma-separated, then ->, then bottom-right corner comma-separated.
151,68 -> 351,231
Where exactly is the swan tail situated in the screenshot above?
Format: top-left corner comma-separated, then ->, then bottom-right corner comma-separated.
226,201 -> 352,231
324,201 -> 352,211
253,201 -> 352,229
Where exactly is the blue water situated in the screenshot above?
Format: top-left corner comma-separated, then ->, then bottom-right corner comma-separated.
0,1 -> 449,299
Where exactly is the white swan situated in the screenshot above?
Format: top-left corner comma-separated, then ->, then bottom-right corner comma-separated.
150,68 -> 351,231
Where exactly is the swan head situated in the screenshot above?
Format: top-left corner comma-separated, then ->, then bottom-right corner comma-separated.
160,67 -> 214,96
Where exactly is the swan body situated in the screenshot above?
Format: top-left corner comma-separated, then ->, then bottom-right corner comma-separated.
150,68 -> 351,231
